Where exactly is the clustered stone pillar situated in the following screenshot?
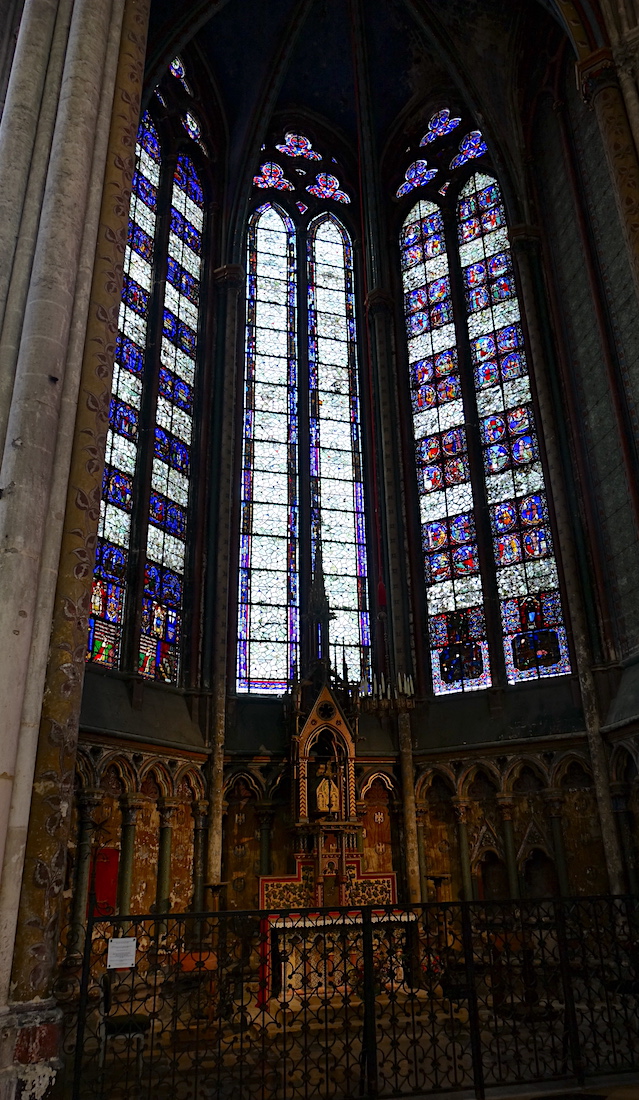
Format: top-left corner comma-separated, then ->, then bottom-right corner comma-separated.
496,794 -> 519,900
579,49 -> 639,303
543,790 -> 570,898
68,790 -> 102,958
397,711 -> 421,904
510,227 -> 624,896
117,796 -> 144,918
416,807 -> 429,903
452,798 -> 474,901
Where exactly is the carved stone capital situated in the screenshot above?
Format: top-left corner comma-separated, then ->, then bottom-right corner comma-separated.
119,795 -> 146,827
452,798 -> 471,825
578,48 -> 618,106
78,789 -> 103,824
509,224 -> 541,255
542,788 -> 564,818
158,798 -> 180,827
256,804 -> 274,828
214,263 -> 244,289
365,287 -> 394,316
191,799 -> 209,828
496,793 -> 515,822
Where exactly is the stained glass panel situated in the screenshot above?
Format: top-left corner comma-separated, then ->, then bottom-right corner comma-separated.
308,215 -> 370,681
88,112 -> 160,669
237,204 -> 298,693
139,154 -> 204,682
458,173 -> 571,683
306,173 -> 350,203
401,199 -> 491,694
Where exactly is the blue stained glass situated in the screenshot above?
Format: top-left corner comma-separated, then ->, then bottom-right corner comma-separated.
139,112 -> 161,162
174,154 -> 204,205
159,366 -> 192,411
396,160 -> 438,197
276,132 -> 322,160
420,109 -> 462,145
123,275 -> 149,315
170,207 -> 201,253
306,173 -> 350,203
103,467 -> 133,510
132,170 -> 157,210
95,540 -> 127,580
129,223 -> 153,260
154,428 -> 190,473
450,130 -> 488,170
167,256 -> 199,302
116,333 -> 144,376
163,309 -> 196,355
110,398 -> 138,440
149,492 -> 187,537
458,171 -> 571,684
254,162 -> 294,191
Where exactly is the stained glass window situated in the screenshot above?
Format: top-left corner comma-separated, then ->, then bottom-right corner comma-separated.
400,199 -> 491,694
169,56 -> 192,95
237,204 -> 299,693
308,215 -> 370,681
88,112 -> 160,669
254,163 -> 294,191
420,109 -> 461,146
450,131 -> 488,170
458,173 -> 570,682
276,132 -> 321,160
306,173 -> 350,203
396,161 -> 438,198
139,155 -> 204,682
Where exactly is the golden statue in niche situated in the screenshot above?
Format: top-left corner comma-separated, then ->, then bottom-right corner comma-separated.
315,762 -> 340,814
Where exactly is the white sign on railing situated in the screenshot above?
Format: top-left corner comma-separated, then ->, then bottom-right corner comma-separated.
106,937 -> 137,969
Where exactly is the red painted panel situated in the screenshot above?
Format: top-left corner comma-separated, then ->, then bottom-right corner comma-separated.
89,847 -> 119,916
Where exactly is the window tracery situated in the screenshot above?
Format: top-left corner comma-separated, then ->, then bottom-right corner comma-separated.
238,132 -> 368,694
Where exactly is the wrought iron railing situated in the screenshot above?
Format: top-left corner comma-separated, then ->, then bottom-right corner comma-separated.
55,896 -> 639,1100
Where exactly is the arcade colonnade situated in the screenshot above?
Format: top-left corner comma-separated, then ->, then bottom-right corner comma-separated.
1,0 -> 639,1096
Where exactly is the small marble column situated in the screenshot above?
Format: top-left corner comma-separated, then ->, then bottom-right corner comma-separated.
397,711 -> 421,904
544,790 -> 570,897
191,800 -> 209,914
611,783 -> 639,895
496,794 -> 519,900
416,807 -> 429,904
68,790 -> 102,958
117,797 -> 144,918
155,800 -> 178,935
257,806 -> 274,877
452,799 -> 474,902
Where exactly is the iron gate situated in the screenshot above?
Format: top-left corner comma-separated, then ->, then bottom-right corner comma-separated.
56,896 -> 639,1099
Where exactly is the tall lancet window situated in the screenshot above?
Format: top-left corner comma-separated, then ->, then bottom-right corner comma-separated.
88,88 -> 208,684
308,215 -> 369,678
238,204 -> 299,694
88,112 -> 161,670
237,133 -> 370,694
398,112 -> 571,695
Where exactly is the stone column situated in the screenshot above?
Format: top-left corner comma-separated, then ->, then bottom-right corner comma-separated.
611,783 -> 639,895
397,710 -> 421,904
10,0 -> 151,1006
117,796 -> 144,918
510,228 -> 625,895
0,0 -> 126,1014
206,265 -> 244,895
257,806 -> 273,877
67,790 -> 102,959
452,799 -> 474,902
579,49 -> 639,301
544,790 -> 570,897
155,800 -> 178,936
496,795 -> 519,900
191,800 -> 209,914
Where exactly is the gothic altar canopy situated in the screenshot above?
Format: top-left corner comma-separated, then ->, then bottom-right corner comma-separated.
260,686 -> 396,910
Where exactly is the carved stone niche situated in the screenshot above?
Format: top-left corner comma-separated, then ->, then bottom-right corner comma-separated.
294,686 -> 356,825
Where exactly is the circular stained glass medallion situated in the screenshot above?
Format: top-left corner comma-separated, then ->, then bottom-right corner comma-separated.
423,465 -> 443,492
486,443 -> 509,473
425,521 -> 447,550
442,428 -> 464,455
520,494 -> 544,525
482,415 -> 506,444
450,515 -> 473,543
493,502 -> 517,532
512,435 -> 535,464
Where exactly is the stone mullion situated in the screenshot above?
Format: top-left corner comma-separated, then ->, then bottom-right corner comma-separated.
205,265 -> 244,893
10,0 -> 152,1004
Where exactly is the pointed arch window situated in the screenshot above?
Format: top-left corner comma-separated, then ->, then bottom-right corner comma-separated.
88,108 -> 207,684
398,112 -> 571,695
237,134 -> 370,694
